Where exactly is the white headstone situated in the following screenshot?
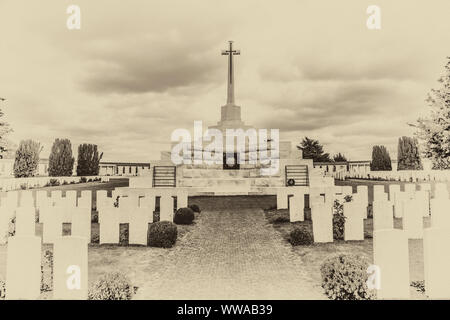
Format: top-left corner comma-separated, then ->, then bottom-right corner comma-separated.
129,208 -> 149,245
42,207 -> 64,244
404,183 -> 416,197
373,229 -> 410,299
373,185 -> 387,202
276,188 -> 288,209
20,191 -> 34,207
71,207 -> 91,242
311,202 -> 333,243
53,236 -> 88,299
430,198 -> 450,228
343,201 -> 364,241
388,185 -> 400,202
78,190 -> 92,209
289,193 -> 304,222
415,190 -> 430,217
355,185 -> 368,218
372,200 -> 394,231
403,198 -> 423,239
423,227 -> 450,299
140,195 -> 155,223
51,190 -> 63,206
435,183 -> 449,200
177,190 -> 188,209
6,236 -> 41,299
15,207 -> 35,237
160,194 -> 174,222
99,207 -> 119,244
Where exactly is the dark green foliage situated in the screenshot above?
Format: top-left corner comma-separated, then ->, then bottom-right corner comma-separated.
397,136 -> 423,170
174,207 -> 195,225
297,137 -> 331,162
370,145 -> 392,171
320,254 -> 375,300
148,221 -> 177,248
88,272 -> 133,300
188,204 -> 201,213
415,58 -> 450,169
48,138 -> 75,176
13,139 -> 42,177
333,153 -> 347,162
76,143 -> 103,176
289,227 -> 313,245
333,197 -> 352,240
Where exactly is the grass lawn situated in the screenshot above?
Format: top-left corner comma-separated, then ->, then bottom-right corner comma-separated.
264,207 -> 429,299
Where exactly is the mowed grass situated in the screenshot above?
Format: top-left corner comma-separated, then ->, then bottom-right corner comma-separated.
265,199 -> 430,299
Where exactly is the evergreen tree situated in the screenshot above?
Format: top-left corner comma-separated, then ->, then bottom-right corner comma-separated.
13,139 -> 42,177
48,138 -> 75,176
370,145 -> 392,171
297,137 -> 331,162
415,57 -> 450,169
397,136 -> 423,170
333,153 -> 347,162
76,144 -> 103,176
0,103 -> 12,159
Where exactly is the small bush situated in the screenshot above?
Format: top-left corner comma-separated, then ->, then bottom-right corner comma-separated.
174,207 -> 195,225
148,221 -> 177,248
79,177 -> 87,183
20,183 -> 27,190
88,272 -> 133,300
0,277 -> 5,299
188,204 -> 201,213
333,198 -> 349,240
320,254 -> 375,300
49,178 -> 60,187
289,227 -> 313,246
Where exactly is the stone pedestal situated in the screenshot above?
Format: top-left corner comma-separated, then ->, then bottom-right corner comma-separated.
160,194 -> 174,222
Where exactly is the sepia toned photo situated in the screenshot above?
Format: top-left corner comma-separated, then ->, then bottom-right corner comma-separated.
1,0 -> 450,310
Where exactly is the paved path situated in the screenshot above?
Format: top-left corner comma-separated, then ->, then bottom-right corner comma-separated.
135,197 -> 325,299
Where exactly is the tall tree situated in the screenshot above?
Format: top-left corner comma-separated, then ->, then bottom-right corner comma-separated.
48,138 -> 75,176
333,153 -> 347,162
297,137 -> 331,162
370,145 -> 392,171
76,144 -> 103,176
0,103 -> 12,159
414,57 -> 450,169
397,136 -> 423,170
13,139 -> 42,177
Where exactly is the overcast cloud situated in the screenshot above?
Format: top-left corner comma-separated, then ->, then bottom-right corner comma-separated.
0,0 -> 449,162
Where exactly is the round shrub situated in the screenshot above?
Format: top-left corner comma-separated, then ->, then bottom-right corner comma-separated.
148,221 -> 177,248
174,207 -> 195,225
188,204 -> 201,213
289,228 -> 313,246
88,272 -> 133,300
320,254 -> 375,300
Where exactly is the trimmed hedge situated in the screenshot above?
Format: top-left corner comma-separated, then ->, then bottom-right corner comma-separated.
320,254 -> 375,300
148,221 -> 177,248
289,228 -> 313,246
174,207 -> 195,225
88,272 -> 133,300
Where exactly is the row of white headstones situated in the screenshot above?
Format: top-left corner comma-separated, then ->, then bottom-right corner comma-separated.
279,183 -> 450,299
0,188 -> 189,300
0,176 -> 107,192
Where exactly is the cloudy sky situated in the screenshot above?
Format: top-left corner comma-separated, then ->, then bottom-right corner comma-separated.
1,0 -> 449,162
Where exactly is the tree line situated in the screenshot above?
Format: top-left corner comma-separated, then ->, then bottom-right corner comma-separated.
11,139 -> 102,178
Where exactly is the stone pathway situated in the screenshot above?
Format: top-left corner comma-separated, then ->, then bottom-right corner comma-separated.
134,197 -> 325,299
